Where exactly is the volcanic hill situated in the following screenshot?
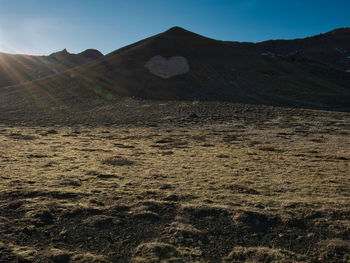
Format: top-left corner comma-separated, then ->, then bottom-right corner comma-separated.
1,26 -> 350,124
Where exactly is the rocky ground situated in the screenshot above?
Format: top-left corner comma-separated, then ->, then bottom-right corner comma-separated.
0,101 -> 349,262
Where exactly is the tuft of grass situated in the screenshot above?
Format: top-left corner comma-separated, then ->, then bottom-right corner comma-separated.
102,156 -> 134,166
7,133 -> 36,140
228,184 -> 260,195
71,253 -> 111,263
224,246 -> 306,263
258,145 -> 284,152
12,246 -> 37,262
132,242 -> 181,263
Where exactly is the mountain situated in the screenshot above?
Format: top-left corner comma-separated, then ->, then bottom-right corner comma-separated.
1,26 -> 350,122
254,27 -> 350,71
0,48 -> 103,88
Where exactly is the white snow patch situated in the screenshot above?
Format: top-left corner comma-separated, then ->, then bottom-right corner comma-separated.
261,51 -> 275,57
336,48 -> 347,54
145,56 -> 190,79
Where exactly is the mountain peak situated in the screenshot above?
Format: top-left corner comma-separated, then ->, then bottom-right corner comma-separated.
50,48 -> 70,57
166,26 -> 187,32
79,49 -> 104,60
162,26 -> 197,37
58,48 -> 69,55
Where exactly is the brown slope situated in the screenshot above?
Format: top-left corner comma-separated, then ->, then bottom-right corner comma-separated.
0,48 -> 103,88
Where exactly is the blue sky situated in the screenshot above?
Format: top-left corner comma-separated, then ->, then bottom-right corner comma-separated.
0,0 -> 349,55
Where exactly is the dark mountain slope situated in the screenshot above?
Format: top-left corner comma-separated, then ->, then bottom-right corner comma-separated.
254,27 -> 350,71
0,48 -> 103,88
70,27 -> 350,108
1,26 -> 350,122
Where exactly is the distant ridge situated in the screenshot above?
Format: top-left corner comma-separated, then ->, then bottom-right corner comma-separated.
255,27 -> 350,71
0,48 -> 103,88
79,49 -> 104,60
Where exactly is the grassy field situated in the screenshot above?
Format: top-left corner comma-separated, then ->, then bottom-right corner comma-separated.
0,103 -> 349,262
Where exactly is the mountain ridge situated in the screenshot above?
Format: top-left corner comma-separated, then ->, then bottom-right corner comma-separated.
0,26 -> 350,125
0,48 -> 104,88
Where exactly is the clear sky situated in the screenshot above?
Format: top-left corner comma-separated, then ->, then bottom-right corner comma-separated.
0,0 -> 349,55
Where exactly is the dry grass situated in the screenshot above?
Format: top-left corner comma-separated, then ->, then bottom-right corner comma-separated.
0,105 -> 349,262
102,156 -> 135,166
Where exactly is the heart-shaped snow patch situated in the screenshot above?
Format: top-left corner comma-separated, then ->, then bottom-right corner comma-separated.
145,56 -> 190,79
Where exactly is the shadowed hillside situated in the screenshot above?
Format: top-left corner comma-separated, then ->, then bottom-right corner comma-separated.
81,26 -> 350,108
1,27 -> 350,124
0,48 -> 103,88
254,27 -> 350,71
